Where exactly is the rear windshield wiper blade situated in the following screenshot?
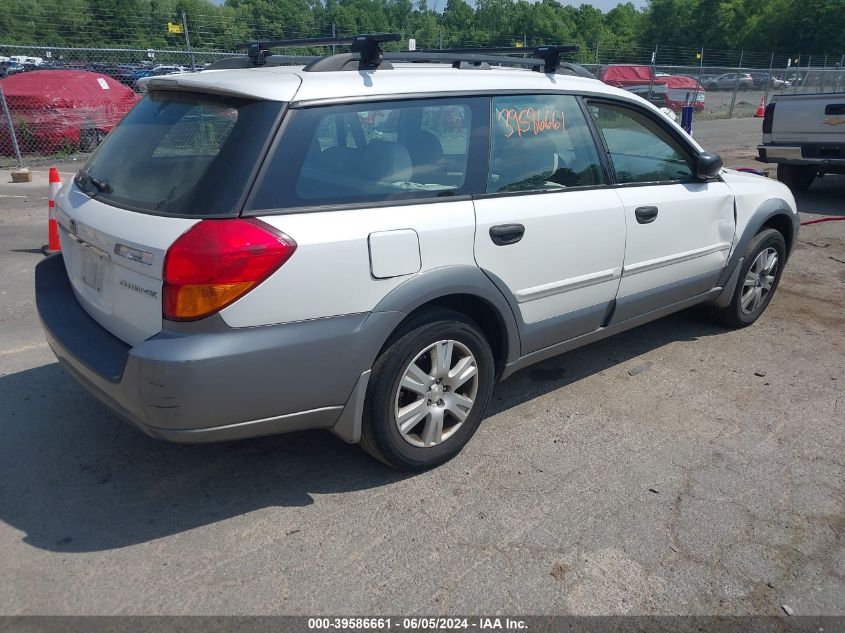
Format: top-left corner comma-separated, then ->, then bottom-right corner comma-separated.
76,170 -> 112,194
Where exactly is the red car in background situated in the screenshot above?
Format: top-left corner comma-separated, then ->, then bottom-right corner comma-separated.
596,65 -> 706,112
0,70 -> 139,155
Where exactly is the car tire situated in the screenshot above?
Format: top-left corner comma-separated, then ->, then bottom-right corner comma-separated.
777,164 -> 816,192
709,228 -> 786,329
359,308 -> 495,471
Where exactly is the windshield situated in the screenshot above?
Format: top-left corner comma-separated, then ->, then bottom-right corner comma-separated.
77,91 -> 284,216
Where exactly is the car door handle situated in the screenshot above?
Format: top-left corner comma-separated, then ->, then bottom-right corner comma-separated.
635,206 -> 659,224
489,224 -> 525,245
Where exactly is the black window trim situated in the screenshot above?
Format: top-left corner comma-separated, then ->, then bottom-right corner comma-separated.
582,96 -> 711,188
242,94 -> 491,216
242,89 -> 722,215
577,95 -> 615,185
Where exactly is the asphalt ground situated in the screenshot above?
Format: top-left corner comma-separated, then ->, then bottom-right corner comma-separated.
0,117 -> 842,615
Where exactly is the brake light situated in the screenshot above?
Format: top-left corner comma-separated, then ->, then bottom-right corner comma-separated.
163,218 -> 296,321
762,103 -> 776,134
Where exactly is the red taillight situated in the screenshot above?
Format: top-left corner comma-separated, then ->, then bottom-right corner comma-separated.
163,218 -> 296,321
762,103 -> 776,134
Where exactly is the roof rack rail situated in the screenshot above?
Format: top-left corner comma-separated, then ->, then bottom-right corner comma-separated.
416,44 -> 587,76
228,33 -> 400,69
205,55 -> 320,71
383,51 -> 544,69
203,37 -> 593,77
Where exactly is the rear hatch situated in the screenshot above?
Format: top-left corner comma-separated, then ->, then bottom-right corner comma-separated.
770,93 -> 845,148
54,88 -> 288,346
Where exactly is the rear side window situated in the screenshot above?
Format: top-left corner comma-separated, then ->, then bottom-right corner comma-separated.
488,94 -> 605,193
587,101 -> 693,183
248,97 -> 486,211
77,92 -> 283,216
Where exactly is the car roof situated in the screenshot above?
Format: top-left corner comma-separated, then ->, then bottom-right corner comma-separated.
141,64 -> 638,105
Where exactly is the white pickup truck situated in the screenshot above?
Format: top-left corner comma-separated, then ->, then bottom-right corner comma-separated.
757,92 -> 845,191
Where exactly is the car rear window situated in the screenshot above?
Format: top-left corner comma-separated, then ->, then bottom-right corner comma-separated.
76,91 -> 283,216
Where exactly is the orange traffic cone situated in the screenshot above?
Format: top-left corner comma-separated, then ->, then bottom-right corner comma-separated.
754,97 -> 766,117
44,167 -> 62,254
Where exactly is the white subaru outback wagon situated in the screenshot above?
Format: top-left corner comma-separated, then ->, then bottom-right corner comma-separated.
36,35 -> 799,470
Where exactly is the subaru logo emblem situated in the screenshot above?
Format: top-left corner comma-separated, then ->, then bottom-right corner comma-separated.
69,219 -> 78,236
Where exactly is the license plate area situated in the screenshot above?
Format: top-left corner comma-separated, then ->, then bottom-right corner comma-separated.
79,244 -> 105,293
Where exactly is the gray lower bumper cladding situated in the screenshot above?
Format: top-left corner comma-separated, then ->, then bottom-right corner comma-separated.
35,254 -> 391,443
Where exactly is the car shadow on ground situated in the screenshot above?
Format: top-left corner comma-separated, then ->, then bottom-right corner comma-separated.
796,174 -> 845,216
488,307 -> 726,416
0,308 -> 728,554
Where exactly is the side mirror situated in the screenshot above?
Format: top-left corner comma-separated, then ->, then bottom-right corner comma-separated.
696,152 -> 723,179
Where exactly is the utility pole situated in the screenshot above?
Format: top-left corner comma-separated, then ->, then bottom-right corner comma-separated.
839,54 -> 845,91
692,47 -> 704,109
729,50 -> 744,118
763,51 -> 774,106
821,55 -> 828,92
806,55 -> 813,93
0,87 -> 24,170
181,11 -> 195,72
647,44 -> 657,102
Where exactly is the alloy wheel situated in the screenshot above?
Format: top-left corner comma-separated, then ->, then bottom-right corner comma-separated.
741,247 -> 778,315
394,339 -> 479,448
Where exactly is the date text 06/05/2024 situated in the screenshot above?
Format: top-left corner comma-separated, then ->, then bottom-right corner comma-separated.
307,617 -> 529,630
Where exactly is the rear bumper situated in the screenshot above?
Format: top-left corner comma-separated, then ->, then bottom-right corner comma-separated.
36,255 -> 396,443
757,144 -> 845,168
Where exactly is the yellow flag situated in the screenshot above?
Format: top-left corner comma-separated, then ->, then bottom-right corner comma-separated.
167,21 -> 184,34
515,41 -> 524,48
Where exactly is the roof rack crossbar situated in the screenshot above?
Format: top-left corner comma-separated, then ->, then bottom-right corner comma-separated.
236,33 -> 400,67
418,44 -> 579,73
383,51 -> 545,68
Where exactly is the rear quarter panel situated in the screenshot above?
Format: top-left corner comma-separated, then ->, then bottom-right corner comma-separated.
220,202 -> 477,327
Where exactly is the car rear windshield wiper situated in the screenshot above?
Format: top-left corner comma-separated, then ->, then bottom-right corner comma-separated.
76,170 -> 112,194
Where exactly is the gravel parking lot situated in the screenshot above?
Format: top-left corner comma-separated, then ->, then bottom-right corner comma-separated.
0,118 -> 842,616
696,88 -> 796,119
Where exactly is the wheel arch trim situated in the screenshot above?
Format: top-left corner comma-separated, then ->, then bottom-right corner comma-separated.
371,265 -> 522,369
717,198 -> 798,290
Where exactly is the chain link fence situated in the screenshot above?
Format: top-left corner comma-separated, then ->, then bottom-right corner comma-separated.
0,44 -> 239,168
2,33 -> 844,168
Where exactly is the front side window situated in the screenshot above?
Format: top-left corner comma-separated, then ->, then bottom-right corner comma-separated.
249,98 -> 484,211
487,94 -> 605,193
588,101 -> 694,184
